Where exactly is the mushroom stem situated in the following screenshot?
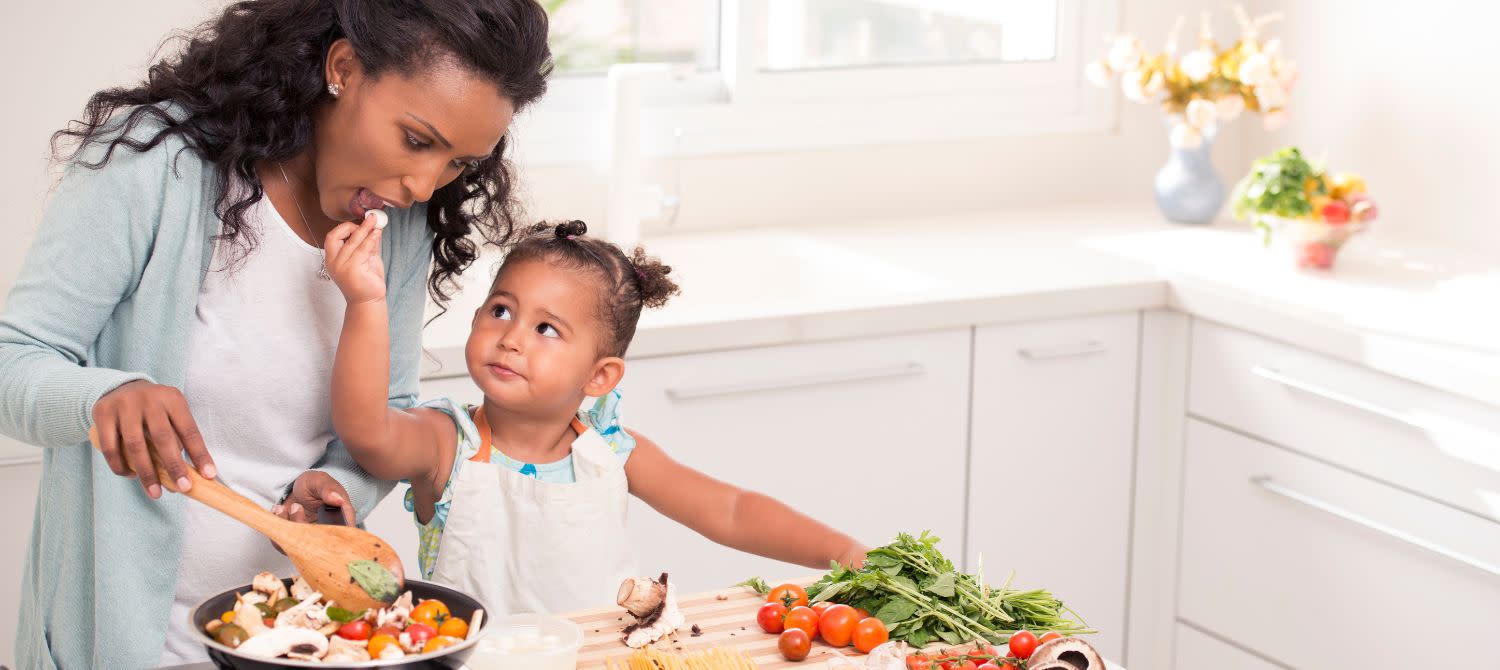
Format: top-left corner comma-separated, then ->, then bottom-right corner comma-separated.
617,577 -> 666,618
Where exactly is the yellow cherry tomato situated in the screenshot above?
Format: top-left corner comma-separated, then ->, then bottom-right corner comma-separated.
438,617 -> 469,639
1329,172 -> 1366,199
423,635 -> 463,654
411,599 -> 451,628
367,633 -> 400,658
220,610 -> 236,624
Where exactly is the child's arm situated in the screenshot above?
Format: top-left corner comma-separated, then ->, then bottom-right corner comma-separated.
624,429 -> 869,569
325,217 -> 454,487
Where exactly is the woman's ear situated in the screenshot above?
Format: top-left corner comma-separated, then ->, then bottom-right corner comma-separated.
583,357 -> 626,398
324,38 -> 362,94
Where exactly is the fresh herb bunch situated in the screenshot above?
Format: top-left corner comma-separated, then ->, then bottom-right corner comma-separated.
1231,146 -> 1326,240
803,532 -> 1092,647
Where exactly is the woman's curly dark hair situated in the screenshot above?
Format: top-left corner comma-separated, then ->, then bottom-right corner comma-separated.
501,220 -> 679,358
51,0 -> 553,307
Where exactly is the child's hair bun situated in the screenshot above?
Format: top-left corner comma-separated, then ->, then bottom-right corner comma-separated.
629,246 -> 680,309
554,220 -> 588,239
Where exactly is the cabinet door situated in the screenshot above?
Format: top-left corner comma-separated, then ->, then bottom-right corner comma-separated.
620,328 -> 973,593
1175,624 -> 1283,670
967,313 -> 1139,661
1178,419 -> 1500,668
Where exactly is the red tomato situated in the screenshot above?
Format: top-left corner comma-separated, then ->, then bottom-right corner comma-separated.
783,606 -> 819,638
778,628 -> 812,661
262,617 -> 275,628
906,654 -> 933,670
1038,631 -> 1063,645
405,623 -> 438,647
851,617 -> 888,653
1008,631 -> 1039,660
817,604 -> 860,647
973,643 -> 1000,659
757,602 -> 788,634
935,651 -> 958,670
854,608 -> 871,620
998,663 -> 1021,670
374,624 -> 402,639
335,620 -> 372,641
976,663 -> 1001,670
768,584 -> 809,609
1321,200 -> 1350,224
956,661 -> 977,670
810,602 -> 834,618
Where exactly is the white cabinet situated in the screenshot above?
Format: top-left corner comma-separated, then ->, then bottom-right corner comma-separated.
1173,624 -> 1281,670
967,313 -> 1139,662
1,461 -> 42,668
619,328 -> 973,593
1178,418 -> 1500,668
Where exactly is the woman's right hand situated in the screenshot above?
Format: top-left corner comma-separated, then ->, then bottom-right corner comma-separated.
92,380 -> 217,499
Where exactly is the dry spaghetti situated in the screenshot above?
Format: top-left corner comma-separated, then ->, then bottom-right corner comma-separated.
606,646 -> 758,670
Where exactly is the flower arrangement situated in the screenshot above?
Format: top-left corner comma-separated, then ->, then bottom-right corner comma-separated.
1085,6 -> 1298,149
1231,146 -> 1379,269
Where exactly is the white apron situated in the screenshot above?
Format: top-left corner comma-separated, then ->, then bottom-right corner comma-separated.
430,409 -> 635,614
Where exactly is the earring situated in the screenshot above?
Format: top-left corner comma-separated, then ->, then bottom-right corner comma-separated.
327,83 -> 341,97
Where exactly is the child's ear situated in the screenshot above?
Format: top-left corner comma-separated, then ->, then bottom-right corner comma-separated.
583,356 -> 626,397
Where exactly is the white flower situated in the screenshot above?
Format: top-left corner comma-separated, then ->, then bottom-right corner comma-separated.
1180,47 -> 1217,83
1106,36 -> 1144,72
1121,70 -> 1164,103
1262,108 -> 1291,131
1215,94 -> 1245,122
1238,53 -> 1273,86
1254,83 -> 1288,110
1185,98 -> 1218,129
1084,59 -> 1113,88
1170,122 -> 1204,149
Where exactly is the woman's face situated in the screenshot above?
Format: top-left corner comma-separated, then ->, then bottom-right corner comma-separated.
311,39 -> 515,221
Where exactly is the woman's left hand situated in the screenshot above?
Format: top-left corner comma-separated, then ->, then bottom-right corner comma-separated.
273,470 -> 356,526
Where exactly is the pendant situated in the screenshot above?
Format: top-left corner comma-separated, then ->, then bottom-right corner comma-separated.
318,256 -> 332,281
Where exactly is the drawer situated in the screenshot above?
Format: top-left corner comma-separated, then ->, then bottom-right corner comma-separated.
1178,419 -> 1500,668
1188,319 -> 1500,522
1174,624 -> 1283,670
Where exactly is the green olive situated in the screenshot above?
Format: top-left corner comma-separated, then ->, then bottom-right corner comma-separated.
273,597 -> 300,614
214,623 -> 249,648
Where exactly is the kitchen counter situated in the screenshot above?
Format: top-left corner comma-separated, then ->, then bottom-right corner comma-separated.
419,202 -> 1500,409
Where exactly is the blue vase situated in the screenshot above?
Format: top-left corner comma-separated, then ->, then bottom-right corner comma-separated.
1153,125 -> 1225,224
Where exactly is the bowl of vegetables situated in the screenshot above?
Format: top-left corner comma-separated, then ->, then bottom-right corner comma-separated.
192,572 -> 487,669
1231,146 -> 1379,270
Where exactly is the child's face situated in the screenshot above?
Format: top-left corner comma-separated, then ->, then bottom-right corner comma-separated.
465,258 -> 622,416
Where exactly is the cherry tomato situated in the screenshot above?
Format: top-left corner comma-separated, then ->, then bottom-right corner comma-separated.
423,635 -> 462,654
1037,631 -> 1063,645
854,608 -> 871,620
810,602 -> 834,618
374,625 -> 402,639
768,584 -> 809,609
367,633 -> 400,657
998,663 -> 1021,670
935,651 -> 958,670
219,611 -> 236,624
1008,631 -> 1039,660
778,628 -> 812,661
757,602 -> 789,634
956,661 -> 978,670
439,617 -> 470,639
336,620 -> 372,641
783,606 -> 819,638
818,604 -> 860,647
262,617 -> 275,628
851,617 -> 888,653
906,654 -> 933,670
411,600 -> 451,628
406,623 -> 439,647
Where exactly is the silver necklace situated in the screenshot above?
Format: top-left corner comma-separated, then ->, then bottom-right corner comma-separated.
276,161 -> 332,280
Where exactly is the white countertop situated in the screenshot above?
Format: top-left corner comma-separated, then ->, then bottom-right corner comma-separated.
420,202 -> 1500,409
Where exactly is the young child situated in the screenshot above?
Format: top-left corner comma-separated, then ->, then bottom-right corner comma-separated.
324,216 -> 868,614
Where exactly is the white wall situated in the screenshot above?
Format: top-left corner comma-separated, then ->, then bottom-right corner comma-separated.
1248,0 -> 1499,251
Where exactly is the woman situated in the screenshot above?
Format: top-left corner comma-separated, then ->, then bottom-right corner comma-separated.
0,1 -> 552,667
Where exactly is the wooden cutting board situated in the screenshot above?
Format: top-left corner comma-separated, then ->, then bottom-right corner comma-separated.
567,576 -> 851,670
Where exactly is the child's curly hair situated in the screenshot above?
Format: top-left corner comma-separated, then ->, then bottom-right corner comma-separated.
499,220 -> 679,357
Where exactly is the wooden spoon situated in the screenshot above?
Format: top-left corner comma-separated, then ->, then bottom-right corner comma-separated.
88,427 -> 405,612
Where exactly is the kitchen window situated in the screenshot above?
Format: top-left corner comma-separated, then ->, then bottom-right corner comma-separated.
512,0 -> 1118,164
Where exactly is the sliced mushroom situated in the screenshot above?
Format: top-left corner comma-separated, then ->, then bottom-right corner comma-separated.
205,619 -> 224,635
275,592 -> 330,630
377,642 -> 407,660
376,591 -> 414,629
325,635 -> 373,663
235,626 -> 329,660
290,576 -> 317,602
235,600 -> 269,638
1026,638 -> 1106,670
251,571 -> 290,606
236,590 -> 268,608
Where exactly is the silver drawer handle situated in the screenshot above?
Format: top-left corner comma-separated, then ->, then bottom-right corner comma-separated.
1250,366 -> 1432,432
1017,340 -> 1107,361
1252,475 -> 1500,578
665,362 -> 925,402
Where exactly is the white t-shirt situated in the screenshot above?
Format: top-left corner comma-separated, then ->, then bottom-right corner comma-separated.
158,194 -> 347,665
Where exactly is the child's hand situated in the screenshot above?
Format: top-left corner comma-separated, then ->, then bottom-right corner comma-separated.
325,211 -> 387,304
